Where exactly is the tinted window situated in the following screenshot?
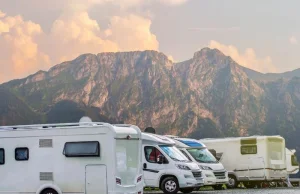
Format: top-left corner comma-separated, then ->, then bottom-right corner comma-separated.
63,141 -> 100,157
15,148 -> 29,161
144,146 -> 163,163
0,149 -> 4,164
241,145 -> 257,155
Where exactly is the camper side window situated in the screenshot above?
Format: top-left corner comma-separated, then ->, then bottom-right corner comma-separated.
241,145 -> 257,155
144,146 -> 163,163
63,141 -> 100,157
0,149 -> 4,165
15,148 -> 29,161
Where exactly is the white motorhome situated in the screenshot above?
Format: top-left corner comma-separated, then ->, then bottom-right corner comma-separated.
201,135 -> 288,189
286,148 -> 299,175
142,132 -> 204,194
0,117 -> 144,194
165,136 -> 228,190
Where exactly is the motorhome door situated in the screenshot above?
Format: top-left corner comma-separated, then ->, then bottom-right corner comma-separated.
86,165 -> 107,194
143,146 -> 165,186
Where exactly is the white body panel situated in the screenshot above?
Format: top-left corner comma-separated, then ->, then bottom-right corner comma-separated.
167,137 -> 228,186
200,136 -> 288,183
286,148 -> 299,175
0,120 -> 144,194
141,133 -> 204,189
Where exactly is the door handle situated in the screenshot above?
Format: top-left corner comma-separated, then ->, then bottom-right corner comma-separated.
143,163 -> 147,169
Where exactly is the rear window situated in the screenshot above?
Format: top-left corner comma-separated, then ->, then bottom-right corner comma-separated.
0,149 -> 4,165
63,141 -> 100,157
241,145 -> 257,155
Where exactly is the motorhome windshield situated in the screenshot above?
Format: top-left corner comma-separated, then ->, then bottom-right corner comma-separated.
159,145 -> 190,162
186,148 -> 218,163
116,139 -> 140,185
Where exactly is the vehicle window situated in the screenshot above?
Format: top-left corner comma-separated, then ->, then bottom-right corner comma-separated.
144,146 -> 163,163
15,147 -> 29,161
292,155 -> 299,166
187,148 -> 217,163
241,145 -> 257,155
180,150 -> 192,161
63,141 -> 100,157
159,145 -> 189,162
0,149 -> 4,165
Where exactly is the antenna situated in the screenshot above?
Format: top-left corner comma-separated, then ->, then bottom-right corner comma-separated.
79,116 -> 93,123
145,127 -> 156,134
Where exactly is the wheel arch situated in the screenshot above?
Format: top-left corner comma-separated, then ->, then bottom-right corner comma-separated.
36,184 -> 62,194
158,174 -> 179,189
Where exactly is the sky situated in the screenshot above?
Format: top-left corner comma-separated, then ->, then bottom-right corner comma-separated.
0,0 -> 300,82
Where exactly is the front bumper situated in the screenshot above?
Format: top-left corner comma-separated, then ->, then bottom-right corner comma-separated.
178,171 -> 204,188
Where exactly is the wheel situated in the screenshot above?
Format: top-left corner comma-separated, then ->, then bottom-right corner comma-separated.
41,189 -> 58,194
212,184 -> 224,190
160,177 -> 179,194
179,188 -> 194,193
227,175 -> 238,189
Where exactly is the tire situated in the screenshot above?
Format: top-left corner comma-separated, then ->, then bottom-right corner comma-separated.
160,177 -> 179,194
41,189 -> 58,194
227,175 -> 238,189
179,188 -> 194,193
212,184 -> 224,190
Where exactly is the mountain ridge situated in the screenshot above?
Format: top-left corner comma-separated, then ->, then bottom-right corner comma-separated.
1,48 -> 300,178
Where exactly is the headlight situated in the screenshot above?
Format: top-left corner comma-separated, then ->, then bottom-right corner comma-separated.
198,165 -> 212,170
175,164 -> 191,170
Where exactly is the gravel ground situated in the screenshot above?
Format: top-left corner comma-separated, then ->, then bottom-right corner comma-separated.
144,188 -> 300,194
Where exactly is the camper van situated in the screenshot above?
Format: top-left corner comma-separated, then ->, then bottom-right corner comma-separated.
0,117 -> 144,194
201,136 -> 288,189
142,132 -> 204,194
165,136 -> 228,190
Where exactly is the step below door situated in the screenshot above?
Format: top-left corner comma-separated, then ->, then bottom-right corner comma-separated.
86,165 -> 107,194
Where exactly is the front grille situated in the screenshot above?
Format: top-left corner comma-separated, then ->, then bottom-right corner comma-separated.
192,171 -> 202,178
213,171 -> 226,179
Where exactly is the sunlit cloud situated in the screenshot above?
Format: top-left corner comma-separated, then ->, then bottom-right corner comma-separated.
209,40 -> 278,73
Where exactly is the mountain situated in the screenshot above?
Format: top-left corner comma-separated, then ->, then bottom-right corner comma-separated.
1,48 -> 300,177
241,66 -> 300,82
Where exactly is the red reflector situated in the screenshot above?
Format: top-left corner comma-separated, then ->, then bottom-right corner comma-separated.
137,175 -> 142,183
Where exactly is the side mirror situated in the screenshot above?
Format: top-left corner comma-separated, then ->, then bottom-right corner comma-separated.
157,155 -> 165,164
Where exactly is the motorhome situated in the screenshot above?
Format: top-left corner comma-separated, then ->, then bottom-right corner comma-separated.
165,136 -> 228,190
142,132 -> 204,194
201,135 -> 288,189
0,117 -> 144,194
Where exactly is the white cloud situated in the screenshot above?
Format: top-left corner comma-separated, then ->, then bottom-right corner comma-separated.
0,12 -> 51,83
209,40 -> 278,73
289,36 -> 298,45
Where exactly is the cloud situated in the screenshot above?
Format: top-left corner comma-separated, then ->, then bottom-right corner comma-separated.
0,11 -> 5,18
188,27 -> 240,32
0,12 -> 51,83
289,36 -> 298,45
106,14 -> 159,51
209,40 -> 277,73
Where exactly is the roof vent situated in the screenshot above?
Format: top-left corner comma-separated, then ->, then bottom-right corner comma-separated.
79,116 -> 92,124
145,127 -> 156,134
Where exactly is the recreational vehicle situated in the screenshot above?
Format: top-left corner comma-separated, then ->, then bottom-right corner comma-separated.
201,136 -> 288,189
165,136 -> 228,190
142,132 -> 204,194
0,117 -> 144,194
